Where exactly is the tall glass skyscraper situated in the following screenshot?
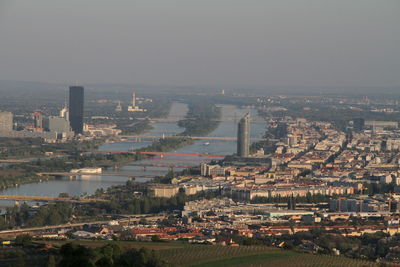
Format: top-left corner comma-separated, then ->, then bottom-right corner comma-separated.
237,113 -> 250,157
69,86 -> 84,134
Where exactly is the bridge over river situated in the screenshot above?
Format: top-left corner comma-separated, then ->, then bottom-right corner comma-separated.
138,117 -> 267,123
87,151 -> 227,158
37,172 -> 156,178
119,135 -> 265,141
125,163 -> 195,168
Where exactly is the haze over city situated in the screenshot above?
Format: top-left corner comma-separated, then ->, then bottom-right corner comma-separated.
2,1 -> 400,266
0,0 -> 399,88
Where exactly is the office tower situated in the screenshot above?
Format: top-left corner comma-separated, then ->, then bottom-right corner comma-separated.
44,116 -> 71,133
69,86 -> 84,134
0,111 -> 13,132
131,92 -> 136,107
237,113 -> 250,157
33,112 -> 43,128
353,118 -> 365,132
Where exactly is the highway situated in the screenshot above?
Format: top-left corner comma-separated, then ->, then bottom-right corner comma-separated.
0,215 -> 165,236
0,159 -> 31,163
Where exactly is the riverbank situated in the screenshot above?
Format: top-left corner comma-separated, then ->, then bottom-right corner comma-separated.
0,102 -> 223,192
178,102 -> 222,136
116,119 -> 154,135
0,103 -> 268,233
134,102 -> 222,158
0,173 -> 54,191
0,101 -> 264,198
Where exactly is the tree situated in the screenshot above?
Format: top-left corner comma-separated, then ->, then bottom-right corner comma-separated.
95,243 -> 122,267
117,247 -> 167,267
59,243 -> 167,267
11,252 -> 26,267
47,211 -> 62,225
59,243 -> 96,267
134,200 -> 142,214
151,235 -> 161,242
142,199 -> 151,214
15,234 -> 32,245
46,255 -> 56,267
59,193 -> 70,198
139,218 -> 148,225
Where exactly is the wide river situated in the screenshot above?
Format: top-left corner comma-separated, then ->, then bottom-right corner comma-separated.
0,103 -> 266,204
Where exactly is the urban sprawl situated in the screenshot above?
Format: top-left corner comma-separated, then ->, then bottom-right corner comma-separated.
2,88 -> 400,264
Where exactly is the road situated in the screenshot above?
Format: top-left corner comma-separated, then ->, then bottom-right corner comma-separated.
0,159 -> 31,163
0,215 -> 165,236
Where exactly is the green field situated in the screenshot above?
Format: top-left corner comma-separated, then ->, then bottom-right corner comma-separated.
157,245 -> 379,267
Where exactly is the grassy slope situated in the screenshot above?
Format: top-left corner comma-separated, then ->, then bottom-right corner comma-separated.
38,240 -> 379,267
191,252 -> 293,267
158,245 -> 378,267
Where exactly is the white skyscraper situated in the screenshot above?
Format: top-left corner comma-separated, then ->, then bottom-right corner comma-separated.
59,103 -> 69,121
128,91 -> 146,112
132,92 -> 136,107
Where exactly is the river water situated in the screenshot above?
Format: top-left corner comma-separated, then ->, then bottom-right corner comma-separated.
0,102 -> 266,202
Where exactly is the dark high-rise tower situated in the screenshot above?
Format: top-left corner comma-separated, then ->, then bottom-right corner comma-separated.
69,86 -> 84,134
237,113 -> 250,157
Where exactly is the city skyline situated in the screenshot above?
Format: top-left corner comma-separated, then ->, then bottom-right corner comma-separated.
1,1 -> 400,265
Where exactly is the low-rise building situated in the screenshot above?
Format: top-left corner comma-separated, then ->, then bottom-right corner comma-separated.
149,184 -> 180,198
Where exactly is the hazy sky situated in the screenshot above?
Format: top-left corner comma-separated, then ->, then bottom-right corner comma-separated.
0,0 -> 399,88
